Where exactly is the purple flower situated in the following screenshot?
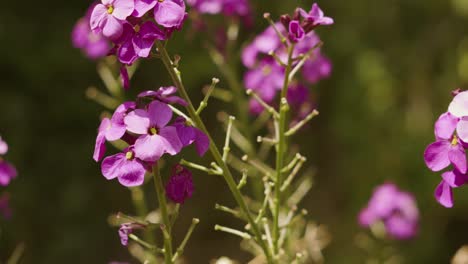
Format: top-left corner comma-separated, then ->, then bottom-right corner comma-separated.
298,3 -> 334,27
302,54 -> 332,84
165,164 -> 194,204
94,102 -> 136,162
359,183 -> 419,240
241,23 -> 284,68
137,86 -> 187,106
288,20 -> 305,43
153,0 -> 187,28
424,112 -> 466,174
90,0 -> 135,39
118,223 -> 133,246
188,0 -> 251,20
0,193 -> 11,219
124,101 -> 182,162
0,137 -> 8,155
435,170 -> 468,208
0,160 -> 17,187
117,21 -> 165,65
244,58 -> 284,97
101,148 -> 148,187
173,117 -> 209,156
187,0 -> 223,14
72,17 -> 110,59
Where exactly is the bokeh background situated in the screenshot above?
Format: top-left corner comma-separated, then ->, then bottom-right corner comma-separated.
1,0 -> 468,263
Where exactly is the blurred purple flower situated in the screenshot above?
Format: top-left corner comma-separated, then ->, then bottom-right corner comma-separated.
302,54 -> 332,84
124,101 -> 182,162
72,17 -> 110,59
0,137 -> 8,155
359,183 -> 419,240
153,0 -> 187,28
166,164 -> 194,204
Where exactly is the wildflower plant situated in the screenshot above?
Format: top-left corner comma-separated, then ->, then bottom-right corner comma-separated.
74,1 -> 336,263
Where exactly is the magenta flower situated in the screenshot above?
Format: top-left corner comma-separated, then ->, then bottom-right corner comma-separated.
117,21 -> 165,65
187,0 -> 251,19
94,102 -> 136,162
72,17 -> 110,59
435,170 -> 468,208
118,223 -> 133,246
288,20 -> 305,43
173,117 -> 210,156
244,59 -> 284,99
298,3 -> 334,27
359,183 -> 419,240
165,165 -> 194,204
302,54 -> 332,84
0,193 -> 11,219
424,112 -> 466,174
0,137 -> 8,155
90,0 -> 135,39
448,90 -> 468,143
137,86 -> 187,106
101,148 -> 148,187
124,101 -> 182,162
241,23 -> 284,68
154,0 -> 187,28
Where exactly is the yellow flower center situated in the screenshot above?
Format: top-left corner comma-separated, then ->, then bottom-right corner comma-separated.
158,0 -> 165,2
451,136 -> 458,146
134,25 -> 141,33
150,127 -> 158,135
262,66 -> 272,76
125,151 -> 134,160
107,5 -> 114,14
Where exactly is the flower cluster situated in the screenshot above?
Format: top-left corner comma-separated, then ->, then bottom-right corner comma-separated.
72,4 -> 110,59
241,3 -> 332,115
359,183 -> 419,240
424,90 -> 468,207
94,86 -> 209,187
73,0 -> 188,88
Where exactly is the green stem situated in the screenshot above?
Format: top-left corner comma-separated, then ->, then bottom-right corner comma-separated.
156,42 -> 273,263
152,163 -> 173,263
130,187 -> 155,244
273,44 -> 294,254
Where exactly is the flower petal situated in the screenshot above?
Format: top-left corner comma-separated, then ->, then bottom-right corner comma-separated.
133,0 -> 157,17
102,16 -> 124,39
124,109 -> 150,135
448,146 -> 467,174
117,159 -> 146,187
456,118 -> 468,143
90,4 -> 108,30
423,141 -> 451,172
434,180 -> 454,208
101,153 -> 126,180
0,161 -> 17,186
194,128 -> 209,156
147,101 -> 172,128
154,0 -> 186,28
449,91 -> 468,118
93,133 -> 107,162
134,134 -> 165,162
159,126 -> 183,155
441,170 -> 468,188
435,112 -> 458,140
112,0 -> 135,20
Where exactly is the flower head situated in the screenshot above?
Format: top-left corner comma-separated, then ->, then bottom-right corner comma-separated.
101,148 -> 149,187
298,3 -> 334,28
359,183 -> 419,240
90,0 -> 135,39
124,101 -> 182,162
165,164 -> 194,204
118,223 -> 133,246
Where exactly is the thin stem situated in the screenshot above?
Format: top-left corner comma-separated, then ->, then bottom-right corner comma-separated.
152,164 -> 173,263
6,243 -> 25,264
196,78 -> 219,114
223,116 -> 235,162
273,43 -> 295,255
285,110 -> 319,136
156,42 -> 273,263
172,218 -> 200,262
128,234 -> 163,253
214,225 -> 252,240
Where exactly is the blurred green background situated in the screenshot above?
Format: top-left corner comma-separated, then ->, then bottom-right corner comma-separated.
1,0 -> 468,263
